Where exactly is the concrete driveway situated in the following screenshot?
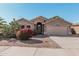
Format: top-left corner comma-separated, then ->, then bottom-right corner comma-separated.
50,36 -> 79,48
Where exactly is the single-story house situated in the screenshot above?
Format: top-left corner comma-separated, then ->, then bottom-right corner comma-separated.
17,16 -> 72,35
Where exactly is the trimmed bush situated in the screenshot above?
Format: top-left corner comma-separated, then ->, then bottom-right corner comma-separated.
16,30 -> 32,40
19,30 -> 32,40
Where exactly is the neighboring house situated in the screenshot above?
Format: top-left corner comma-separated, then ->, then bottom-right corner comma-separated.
71,24 -> 79,34
17,16 -> 72,35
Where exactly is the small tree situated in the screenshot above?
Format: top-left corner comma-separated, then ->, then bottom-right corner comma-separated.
53,16 -> 62,19
3,24 -> 11,38
9,18 -> 20,38
3,18 -> 20,38
9,18 -> 20,34
0,17 -> 6,38
0,17 -> 6,28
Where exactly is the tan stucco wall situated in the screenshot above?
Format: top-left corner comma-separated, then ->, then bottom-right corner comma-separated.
17,20 -> 34,30
32,19 -> 45,24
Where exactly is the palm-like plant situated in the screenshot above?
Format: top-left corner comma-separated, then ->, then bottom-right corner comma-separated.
8,18 -> 20,38
3,18 -> 20,38
0,17 -> 6,28
0,17 -> 6,38
9,18 -> 20,34
3,24 -> 10,38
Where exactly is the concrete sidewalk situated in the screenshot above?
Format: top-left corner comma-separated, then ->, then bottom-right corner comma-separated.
0,46 -> 79,56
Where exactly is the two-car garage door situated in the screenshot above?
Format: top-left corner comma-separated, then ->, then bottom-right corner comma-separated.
45,25 -> 71,35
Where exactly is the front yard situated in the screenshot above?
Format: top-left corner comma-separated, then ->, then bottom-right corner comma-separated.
0,35 -> 61,48
0,34 -> 79,48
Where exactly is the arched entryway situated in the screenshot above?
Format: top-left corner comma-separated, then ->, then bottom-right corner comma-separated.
36,22 -> 44,34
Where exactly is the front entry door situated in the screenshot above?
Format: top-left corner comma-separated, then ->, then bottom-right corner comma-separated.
36,22 -> 44,34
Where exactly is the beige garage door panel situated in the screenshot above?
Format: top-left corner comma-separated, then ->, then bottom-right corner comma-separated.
45,26 -> 68,35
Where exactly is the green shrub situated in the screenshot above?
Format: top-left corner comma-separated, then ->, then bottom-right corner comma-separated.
2,18 -> 20,38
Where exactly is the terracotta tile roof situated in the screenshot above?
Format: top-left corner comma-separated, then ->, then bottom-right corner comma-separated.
16,16 -> 73,26
45,16 -> 72,26
17,18 -> 34,24
31,16 -> 48,22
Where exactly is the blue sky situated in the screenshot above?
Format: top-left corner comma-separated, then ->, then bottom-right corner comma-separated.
0,3 -> 79,23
